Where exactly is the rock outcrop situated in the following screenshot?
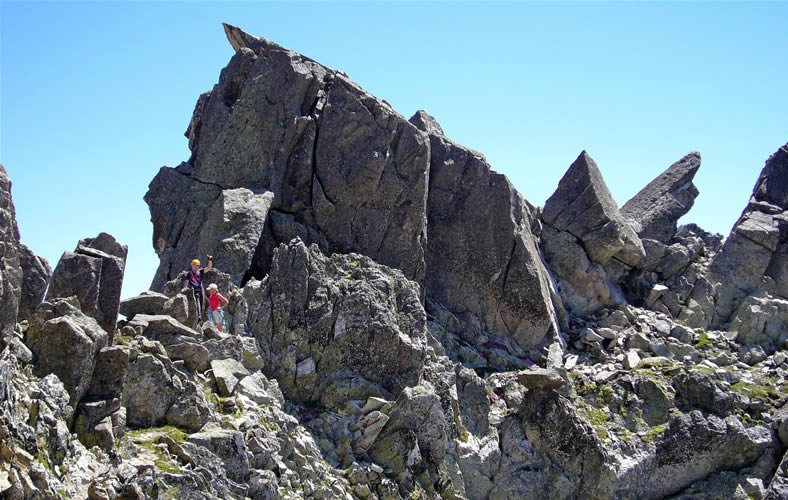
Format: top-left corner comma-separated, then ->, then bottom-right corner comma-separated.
47,232 -> 127,336
3,24 -> 787,500
245,239 -> 428,407
541,151 -> 645,315
0,165 -> 51,339
147,25 -> 561,359
412,110 -> 560,354
703,145 -> 788,333
622,151 -> 702,242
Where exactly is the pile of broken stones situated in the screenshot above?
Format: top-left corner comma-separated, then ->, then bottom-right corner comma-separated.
1,23 -> 787,500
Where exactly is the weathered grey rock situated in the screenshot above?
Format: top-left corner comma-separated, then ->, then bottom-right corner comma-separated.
211,358 -> 249,397
132,314 -> 201,340
516,368 -> 565,390
543,151 -> 645,266
47,233 -> 127,335
673,370 -> 737,416
730,294 -> 788,351
704,144 -> 788,330
245,240 -> 427,407
119,292 -> 169,319
0,165 -> 23,339
166,382 -> 211,432
622,412 -> 777,499
148,24 -> 430,291
74,398 -> 120,451
122,353 -> 176,428
235,372 -> 284,406
456,367 -> 490,437
186,428 -> 250,482
412,110 -> 560,353
542,225 -> 624,315
519,389 -> 615,498
164,342 -> 210,373
369,381 -> 447,479
766,450 -> 788,499
621,152 -> 701,242
146,171 -> 275,288
25,298 -> 109,410
86,346 -> 130,399
17,243 -> 51,322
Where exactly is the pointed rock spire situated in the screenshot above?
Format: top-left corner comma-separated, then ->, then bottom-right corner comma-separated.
621,152 -> 701,242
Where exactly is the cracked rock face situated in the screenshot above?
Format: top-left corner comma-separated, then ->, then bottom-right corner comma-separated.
146,26 -> 561,356
148,23 -> 429,290
413,110 -> 560,353
245,239 -> 428,407
541,151 -> 644,315
700,144 -> 788,337
46,232 -> 127,336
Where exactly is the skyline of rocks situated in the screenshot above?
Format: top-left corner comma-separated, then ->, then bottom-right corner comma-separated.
0,23 -> 786,500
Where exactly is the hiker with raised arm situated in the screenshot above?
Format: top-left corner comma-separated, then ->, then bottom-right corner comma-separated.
181,255 -> 213,319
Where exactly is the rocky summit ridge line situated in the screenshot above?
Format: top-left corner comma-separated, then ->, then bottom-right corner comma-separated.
1,24 -> 787,500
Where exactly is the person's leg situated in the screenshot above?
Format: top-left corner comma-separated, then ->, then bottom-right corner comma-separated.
215,310 -> 224,332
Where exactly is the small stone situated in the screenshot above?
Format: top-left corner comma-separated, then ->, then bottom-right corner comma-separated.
624,350 -> 641,370
516,368 -> 565,390
742,478 -> 764,499
564,354 -> 579,370
583,329 -> 604,343
652,320 -> 672,336
360,397 -> 389,414
594,369 -> 616,383
597,328 -> 618,340
772,352 -> 786,367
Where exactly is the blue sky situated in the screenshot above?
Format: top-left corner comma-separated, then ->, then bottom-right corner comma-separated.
2,1 -> 786,299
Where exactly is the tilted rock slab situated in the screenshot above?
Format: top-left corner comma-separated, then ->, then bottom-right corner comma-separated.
412,110 -> 560,352
147,23 -> 429,289
543,150 -> 645,267
621,151 -> 701,243
146,26 -> 561,353
47,232 -> 127,336
244,239 -> 427,408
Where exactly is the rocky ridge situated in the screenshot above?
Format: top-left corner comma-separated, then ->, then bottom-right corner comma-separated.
1,24 -> 786,500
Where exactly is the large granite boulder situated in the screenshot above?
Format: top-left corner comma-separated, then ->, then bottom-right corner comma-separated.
621,152 -> 701,243
244,239 -> 427,407
47,233 -> 127,335
147,23 -> 430,290
543,151 -> 644,267
122,350 -> 211,432
540,151 -> 644,315
412,110 -> 560,352
25,298 -> 109,413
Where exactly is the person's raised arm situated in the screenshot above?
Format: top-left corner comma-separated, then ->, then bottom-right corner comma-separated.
206,255 -> 213,272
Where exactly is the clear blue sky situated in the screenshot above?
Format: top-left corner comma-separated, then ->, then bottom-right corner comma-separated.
2,1 -> 786,299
